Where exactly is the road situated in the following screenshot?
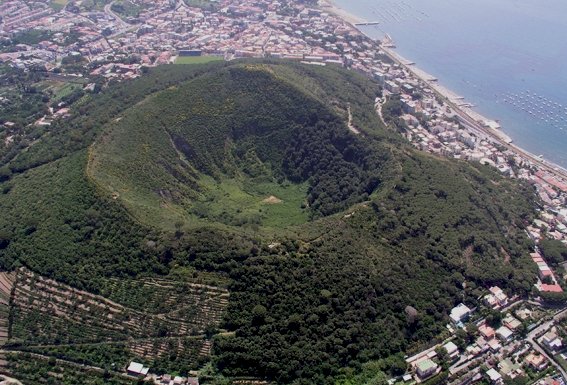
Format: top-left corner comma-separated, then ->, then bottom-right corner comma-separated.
452,105 -> 567,181
525,309 -> 567,381
0,374 -> 23,385
379,44 -> 567,183
104,1 -> 128,28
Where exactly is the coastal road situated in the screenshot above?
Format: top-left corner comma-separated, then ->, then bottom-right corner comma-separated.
379,45 -> 567,183
453,105 -> 567,181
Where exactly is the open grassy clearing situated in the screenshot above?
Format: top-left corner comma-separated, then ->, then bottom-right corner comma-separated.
182,0 -> 216,10
190,176 -> 309,229
49,0 -> 68,11
175,56 -> 224,65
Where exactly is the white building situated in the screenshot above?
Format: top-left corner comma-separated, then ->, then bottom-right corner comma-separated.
443,341 -> 460,360
450,303 -> 472,324
486,368 -> 503,385
496,326 -> 513,342
127,361 -> 150,377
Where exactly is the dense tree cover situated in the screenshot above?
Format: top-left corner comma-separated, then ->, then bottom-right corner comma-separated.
89,62 -> 396,226
369,157 -> 536,293
0,61 -> 541,384
3,61 -> 232,175
381,95 -> 408,132
0,151 -> 165,292
0,29 -> 54,51
283,119 -> 385,217
539,239 -> 567,266
208,156 -> 536,384
0,65 -> 49,128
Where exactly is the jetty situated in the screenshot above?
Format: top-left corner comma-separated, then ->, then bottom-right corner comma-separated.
354,21 -> 380,26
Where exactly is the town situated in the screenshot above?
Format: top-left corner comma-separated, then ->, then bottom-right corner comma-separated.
405,285 -> 567,385
1,0 -> 566,249
2,0 -> 567,384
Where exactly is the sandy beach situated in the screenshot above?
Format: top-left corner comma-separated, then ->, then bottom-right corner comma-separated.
318,0 -> 366,25
379,44 -> 567,179
321,1 -> 567,180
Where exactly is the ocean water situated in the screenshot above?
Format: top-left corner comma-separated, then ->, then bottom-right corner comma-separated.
334,0 -> 567,169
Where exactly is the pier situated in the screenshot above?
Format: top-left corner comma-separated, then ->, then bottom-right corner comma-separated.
354,21 -> 380,26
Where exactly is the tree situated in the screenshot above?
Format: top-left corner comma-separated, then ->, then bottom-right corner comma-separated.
434,346 -> 449,369
539,239 -> 567,266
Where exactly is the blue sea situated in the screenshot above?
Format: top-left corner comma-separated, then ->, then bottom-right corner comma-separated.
334,0 -> 567,169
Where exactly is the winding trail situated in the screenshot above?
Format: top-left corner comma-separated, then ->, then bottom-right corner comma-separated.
347,105 -> 361,134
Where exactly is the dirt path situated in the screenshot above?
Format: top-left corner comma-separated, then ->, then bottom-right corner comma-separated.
347,106 -> 361,135
0,374 -> 24,385
375,97 -> 387,126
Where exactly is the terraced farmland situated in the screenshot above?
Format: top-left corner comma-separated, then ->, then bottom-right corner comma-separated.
0,272 -> 15,347
4,352 -> 138,385
0,267 -> 229,381
103,277 -> 229,325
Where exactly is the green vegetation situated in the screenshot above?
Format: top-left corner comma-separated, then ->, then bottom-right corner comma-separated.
3,62 -> 228,175
5,353 -> 138,385
0,151 -> 163,290
89,63 -> 390,231
175,56 -> 224,65
111,0 -> 144,18
183,0 -> 217,11
0,60 -> 540,384
74,0 -> 112,12
1,267 -> 227,378
539,239 -> 567,266
49,0 -> 69,11
0,30 -> 53,50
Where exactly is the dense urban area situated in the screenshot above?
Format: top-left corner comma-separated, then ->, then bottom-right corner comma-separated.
2,0 -> 567,384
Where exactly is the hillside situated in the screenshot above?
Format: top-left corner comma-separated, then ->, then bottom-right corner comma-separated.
0,60 -> 539,385
88,62 -> 394,232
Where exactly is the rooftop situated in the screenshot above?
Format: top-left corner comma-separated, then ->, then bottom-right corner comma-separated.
486,368 -> 502,381
127,361 -> 149,375
416,358 -> 437,372
443,341 -> 459,355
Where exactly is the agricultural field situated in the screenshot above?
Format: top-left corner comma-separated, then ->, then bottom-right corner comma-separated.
0,267 -> 229,379
175,56 -> 224,65
0,272 -> 15,347
49,0 -> 68,11
43,81 -> 85,102
182,0 -> 216,10
110,0 -> 144,18
4,352 -> 138,385
77,0 -> 113,12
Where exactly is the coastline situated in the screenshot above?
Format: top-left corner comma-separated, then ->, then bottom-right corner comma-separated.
323,1 -> 567,180
319,0 -> 366,25
379,47 -> 567,179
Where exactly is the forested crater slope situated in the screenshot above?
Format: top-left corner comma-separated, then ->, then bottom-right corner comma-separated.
0,60 -> 539,385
